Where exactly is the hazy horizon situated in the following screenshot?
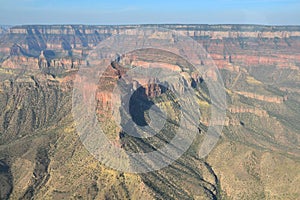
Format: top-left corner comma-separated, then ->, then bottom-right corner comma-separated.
2,23 -> 300,27
1,0 -> 299,25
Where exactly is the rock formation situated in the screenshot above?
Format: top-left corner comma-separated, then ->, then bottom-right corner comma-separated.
0,24 -> 299,200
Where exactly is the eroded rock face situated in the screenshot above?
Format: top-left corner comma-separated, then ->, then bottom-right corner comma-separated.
0,25 -> 299,199
94,49 -> 198,116
229,106 -> 268,117
235,91 -> 284,103
0,160 -> 13,200
1,24 -> 300,74
0,74 -> 73,144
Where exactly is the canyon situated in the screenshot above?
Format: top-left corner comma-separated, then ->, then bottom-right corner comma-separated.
0,25 -> 299,199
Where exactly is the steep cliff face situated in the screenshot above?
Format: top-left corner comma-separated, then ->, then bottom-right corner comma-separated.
1,24 -> 300,72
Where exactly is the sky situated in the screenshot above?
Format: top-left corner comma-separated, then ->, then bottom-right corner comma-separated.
0,0 -> 299,25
